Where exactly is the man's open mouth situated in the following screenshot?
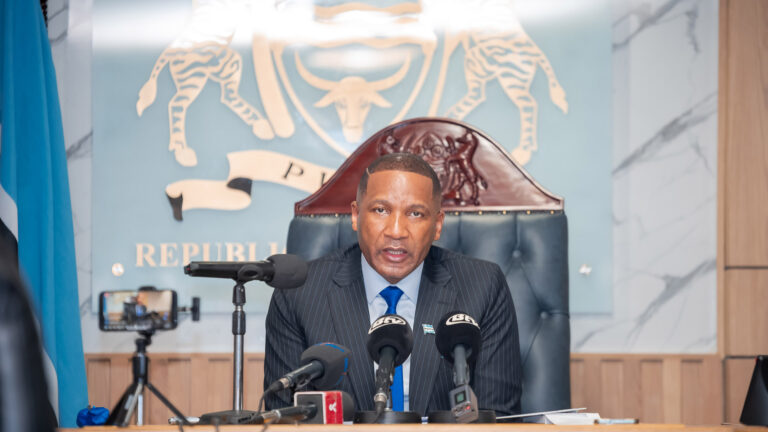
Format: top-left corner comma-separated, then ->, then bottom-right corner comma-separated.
382,248 -> 408,261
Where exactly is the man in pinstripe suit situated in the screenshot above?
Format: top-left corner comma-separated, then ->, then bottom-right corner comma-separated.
264,154 -> 522,416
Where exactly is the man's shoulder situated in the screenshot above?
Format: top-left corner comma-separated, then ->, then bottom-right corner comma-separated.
300,244 -> 361,284
274,245 -> 359,301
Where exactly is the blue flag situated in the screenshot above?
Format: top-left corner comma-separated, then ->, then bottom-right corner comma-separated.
0,0 -> 89,427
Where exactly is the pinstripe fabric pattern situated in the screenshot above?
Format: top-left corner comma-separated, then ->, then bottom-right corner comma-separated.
264,244 -> 522,416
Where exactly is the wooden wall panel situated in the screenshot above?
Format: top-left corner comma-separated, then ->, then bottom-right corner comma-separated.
621,359 -> 641,420
724,270 -> 768,355
244,356 -> 266,411
639,360 -> 664,423
570,356 -> 601,413
724,358 -> 754,423
145,357 -> 192,425
85,358 -> 113,411
661,359 -> 682,423
87,353 -> 722,425
189,356 -> 211,416
86,353 -> 264,425
569,354 -> 721,425
205,357 -> 234,412
680,359 -> 722,425
719,0 -> 768,425
722,0 -> 768,267
108,356 -> 132,417
599,360 -> 625,418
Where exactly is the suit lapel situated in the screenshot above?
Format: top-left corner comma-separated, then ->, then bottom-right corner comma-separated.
328,247 -> 377,411
409,248 -> 455,415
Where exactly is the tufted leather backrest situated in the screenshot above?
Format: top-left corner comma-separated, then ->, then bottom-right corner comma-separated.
287,118 -> 570,414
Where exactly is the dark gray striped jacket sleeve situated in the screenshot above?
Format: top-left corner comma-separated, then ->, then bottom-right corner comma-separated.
263,280 -> 307,409
263,252 -> 353,410
425,253 -> 522,415
467,261 -> 522,415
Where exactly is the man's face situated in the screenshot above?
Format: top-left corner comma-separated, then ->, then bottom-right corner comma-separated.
351,170 -> 444,284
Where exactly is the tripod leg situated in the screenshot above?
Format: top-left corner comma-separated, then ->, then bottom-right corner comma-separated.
106,386 -> 132,425
137,393 -> 145,426
146,381 -> 191,425
108,381 -> 144,426
121,382 -> 144,427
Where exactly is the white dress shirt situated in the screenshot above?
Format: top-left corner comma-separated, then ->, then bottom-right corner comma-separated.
361,254 -> 423,412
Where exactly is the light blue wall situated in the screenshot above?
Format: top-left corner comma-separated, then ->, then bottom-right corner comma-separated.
49,0 -> 717,354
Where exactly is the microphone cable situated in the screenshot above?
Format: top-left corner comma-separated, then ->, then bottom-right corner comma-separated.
257,394 -> 269,432
258,394 -> 266,416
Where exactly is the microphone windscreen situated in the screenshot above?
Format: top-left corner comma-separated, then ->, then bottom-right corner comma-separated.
341,391 -> 355,422
299,343 -> 350,389
267,254 -> 308,289
366,314 -> 413,366
435,311 -> 482,364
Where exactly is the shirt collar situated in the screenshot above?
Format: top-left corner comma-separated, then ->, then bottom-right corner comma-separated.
361,253 -> 422,305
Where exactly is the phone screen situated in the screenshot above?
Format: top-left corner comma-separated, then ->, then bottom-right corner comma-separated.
99,290 -> 178,331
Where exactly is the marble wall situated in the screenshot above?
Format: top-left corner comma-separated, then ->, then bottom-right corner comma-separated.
50,0 -> 718,353
571,0 -> 718,353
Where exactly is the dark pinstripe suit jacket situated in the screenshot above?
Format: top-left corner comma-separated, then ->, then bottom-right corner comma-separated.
263,244 -> 522,416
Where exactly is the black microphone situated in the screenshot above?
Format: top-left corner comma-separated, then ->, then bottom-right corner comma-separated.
184,254 -> 307,289
366,314 -> 413,414
265,343 -> 351,395
435,311 -> 482,423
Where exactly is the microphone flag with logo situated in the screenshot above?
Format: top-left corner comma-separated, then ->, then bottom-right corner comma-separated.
436,312 -> 482,364
294,390 -> 355,424
366,314 -> 413,367
252,390 -> 355,424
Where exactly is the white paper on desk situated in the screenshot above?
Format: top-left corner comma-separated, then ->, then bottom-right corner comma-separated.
496,407 -> 586,421
544,413 -> 601,425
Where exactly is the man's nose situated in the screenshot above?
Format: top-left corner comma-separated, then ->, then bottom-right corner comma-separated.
384,213 -> 407,238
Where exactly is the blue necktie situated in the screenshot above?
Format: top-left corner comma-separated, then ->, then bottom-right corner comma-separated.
379,285 -> 404,411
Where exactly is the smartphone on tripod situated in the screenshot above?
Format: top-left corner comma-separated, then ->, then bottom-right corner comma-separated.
98,286 -> 189,426
99,287 -> 177,332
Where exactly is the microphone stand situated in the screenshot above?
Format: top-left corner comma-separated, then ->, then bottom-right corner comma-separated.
198,265 -> 267,425
355,357 -> 420,424
426,345 -> 495,424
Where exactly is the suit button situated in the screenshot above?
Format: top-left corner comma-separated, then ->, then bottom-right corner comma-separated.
540,311 -> 550,319
512,250 -> 522,259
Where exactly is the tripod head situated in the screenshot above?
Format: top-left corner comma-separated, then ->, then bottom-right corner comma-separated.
135,329 -> 155,354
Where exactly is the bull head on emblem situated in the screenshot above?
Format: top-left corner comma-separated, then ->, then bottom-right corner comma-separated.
294,52 -> 411,143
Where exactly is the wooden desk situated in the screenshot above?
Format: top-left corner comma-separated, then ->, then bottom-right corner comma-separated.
60,424 -> 767,432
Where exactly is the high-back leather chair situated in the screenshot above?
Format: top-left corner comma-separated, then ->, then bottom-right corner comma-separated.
287,118 -> 570,414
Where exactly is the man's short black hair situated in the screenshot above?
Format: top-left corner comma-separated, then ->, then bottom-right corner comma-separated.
357,153 -> 442,205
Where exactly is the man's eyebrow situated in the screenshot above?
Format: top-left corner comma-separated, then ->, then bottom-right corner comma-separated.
366,199 -> 391,207
407,203 -> 432,213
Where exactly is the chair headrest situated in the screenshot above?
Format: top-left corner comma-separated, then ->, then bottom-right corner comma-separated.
296,117 -> 563,215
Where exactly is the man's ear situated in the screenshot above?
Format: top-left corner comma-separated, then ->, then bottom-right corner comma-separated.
433,210 -> 445,241
350,201 -> 359,231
